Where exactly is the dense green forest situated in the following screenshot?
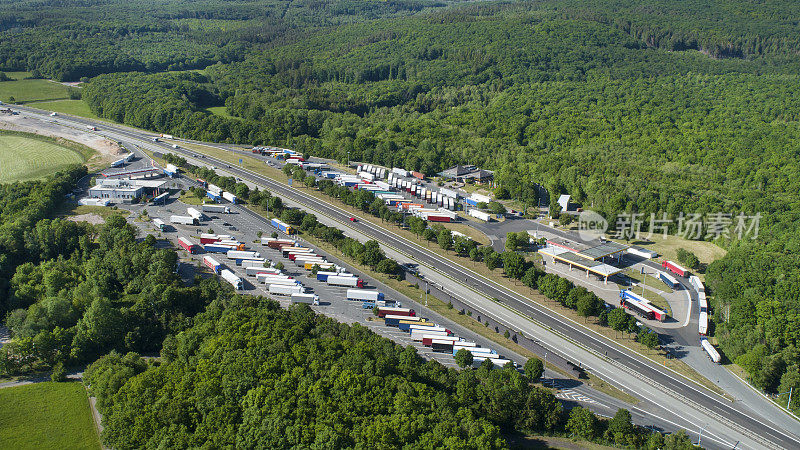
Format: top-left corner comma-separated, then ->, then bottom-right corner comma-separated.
5,0 -> 800,410
83,296 -> 685,449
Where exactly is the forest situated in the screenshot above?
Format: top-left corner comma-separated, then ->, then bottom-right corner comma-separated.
5,0 -> 800,411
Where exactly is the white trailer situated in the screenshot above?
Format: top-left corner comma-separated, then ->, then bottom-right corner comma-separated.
227,250 -> 260,259
187,207 -> 203,221
207,183 -> 222,195
241,260 -> 270,269
153,218 -> 166,230
222,191 -> 237,204
202,204 -> 230,214
701,338 -> 721,364
346,289 -> 382,302
440,188 -> 457,199
220,269 -> 242,290
469,209 -> 492,222
170,215 -> 198,226
291,293 -> 320,306
269,284 -> 304,296
245,266 -> 276,276
410,328 -> 449,340
327,275 -> 362,287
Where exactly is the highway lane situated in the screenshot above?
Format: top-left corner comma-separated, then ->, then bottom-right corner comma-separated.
17,106 -> 800,448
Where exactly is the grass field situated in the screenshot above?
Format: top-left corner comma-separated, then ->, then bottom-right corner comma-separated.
27,99 -> 97,119
0,382 -> 100,450
205,106 -> 240,119
0,133 -> 88,183
625,234 -> 727,266
0,72 -> 73,103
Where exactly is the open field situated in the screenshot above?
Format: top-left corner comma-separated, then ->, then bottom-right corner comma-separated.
205,106 -> 240,119
0,382 -> 100,450
0,73 -> 73,103
0,132 -> 89,183
439,221 -> 491,246
27,100 -> 97,119
55,204 -> 131,222
626,235 -> 727,266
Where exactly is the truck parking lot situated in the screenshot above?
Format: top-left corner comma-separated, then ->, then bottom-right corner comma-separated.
124,180 -> 527,370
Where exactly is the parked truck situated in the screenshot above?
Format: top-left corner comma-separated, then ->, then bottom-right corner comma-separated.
271,218 -> 295,235
204,243 -> 237,253
222,191 -> 237,204
178,237 -> 198,254
468,209 -> 491,222
346,289 -> 384,302
269,284 -> 304,296
170,215 -> 198,226
227,250 -> 260,260
377,306 -> 415,318
220,269 -> 242,290
203,256 -> 221,274
187,207 -> 203,221
153,218 -> 166,230
327,275 -> 364,288
291,293 -> 320,306
206,191 -> 221,202
202,204 -> 230,214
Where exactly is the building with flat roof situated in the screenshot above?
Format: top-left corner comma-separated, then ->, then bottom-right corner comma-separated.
438,165 -> 494,183
538,239 -> 629,284
87,178 -> 170,202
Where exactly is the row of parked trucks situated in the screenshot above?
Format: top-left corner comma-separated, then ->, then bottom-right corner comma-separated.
689,275 -> 720,363
375,308 -> 514,369
200,180 -> 238,204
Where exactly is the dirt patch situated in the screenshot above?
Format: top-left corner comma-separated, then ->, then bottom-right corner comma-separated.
67,213 -> 105,225
0,112 -> 122,168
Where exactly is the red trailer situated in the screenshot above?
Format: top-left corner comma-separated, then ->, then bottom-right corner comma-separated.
200,233 -> 220,244
422,336 -> 460,346
197,178 -> 207,188
267,239 -> 296,249
178,237 -> 198,254
426,214 -> 451,223
377,307 -> 416,318
662,260 -> 688,277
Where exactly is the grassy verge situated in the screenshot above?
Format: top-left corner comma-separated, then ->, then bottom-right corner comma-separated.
440,221 -> 491,245
179,191 -> 205,205
179,140 -> 729,399
204,106 -> 241,120
27,99 -> 97,119
0,76 -> 73,104
0,382 -> 100,450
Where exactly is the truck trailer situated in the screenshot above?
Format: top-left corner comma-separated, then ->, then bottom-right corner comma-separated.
178,237 -> 198,254
222,191 -> 237,204
227,250 -> 260,260
346,289 -> 384,302
202,204 -> 230,214
291,293 -> 320,306
269,284 -> 304,296
327,275 -> 364,288
271,218 -> 295,235
220,269 -> 242,290
203,256 -> 221,273
170,215 -> 199,226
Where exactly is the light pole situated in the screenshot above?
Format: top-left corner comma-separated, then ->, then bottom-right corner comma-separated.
543,352 -> 547,381
697,423 -> 707,447
425,280 -> 428,307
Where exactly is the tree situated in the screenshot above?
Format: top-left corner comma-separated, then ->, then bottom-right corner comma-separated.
455,348 -> 474,368
502,252 -> 525,279
437,229 -> 453,251
495,186 -> 510,199
577,292 -> 600,319
676,248 -> 700,270
566,407 -> 599,440
524,357 -> 543,382
485,251 -> 502,271
422,228 -> 436,242
505,232 -> 518,251
663,430 -> 696,450
638,328 -> 660,349
50,362 -> 67,382
605,408 -> 635,445
608,308 -> 629,337
559,214 -> 574,226
488,201 -> 506,215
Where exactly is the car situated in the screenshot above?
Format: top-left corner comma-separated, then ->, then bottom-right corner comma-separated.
349,217 -> 357,222
222,222 -> 232,226
50,112 -> 57,116
229,226 -> 237,231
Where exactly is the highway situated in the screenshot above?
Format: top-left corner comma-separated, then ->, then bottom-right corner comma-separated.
16,105 -> 800,449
